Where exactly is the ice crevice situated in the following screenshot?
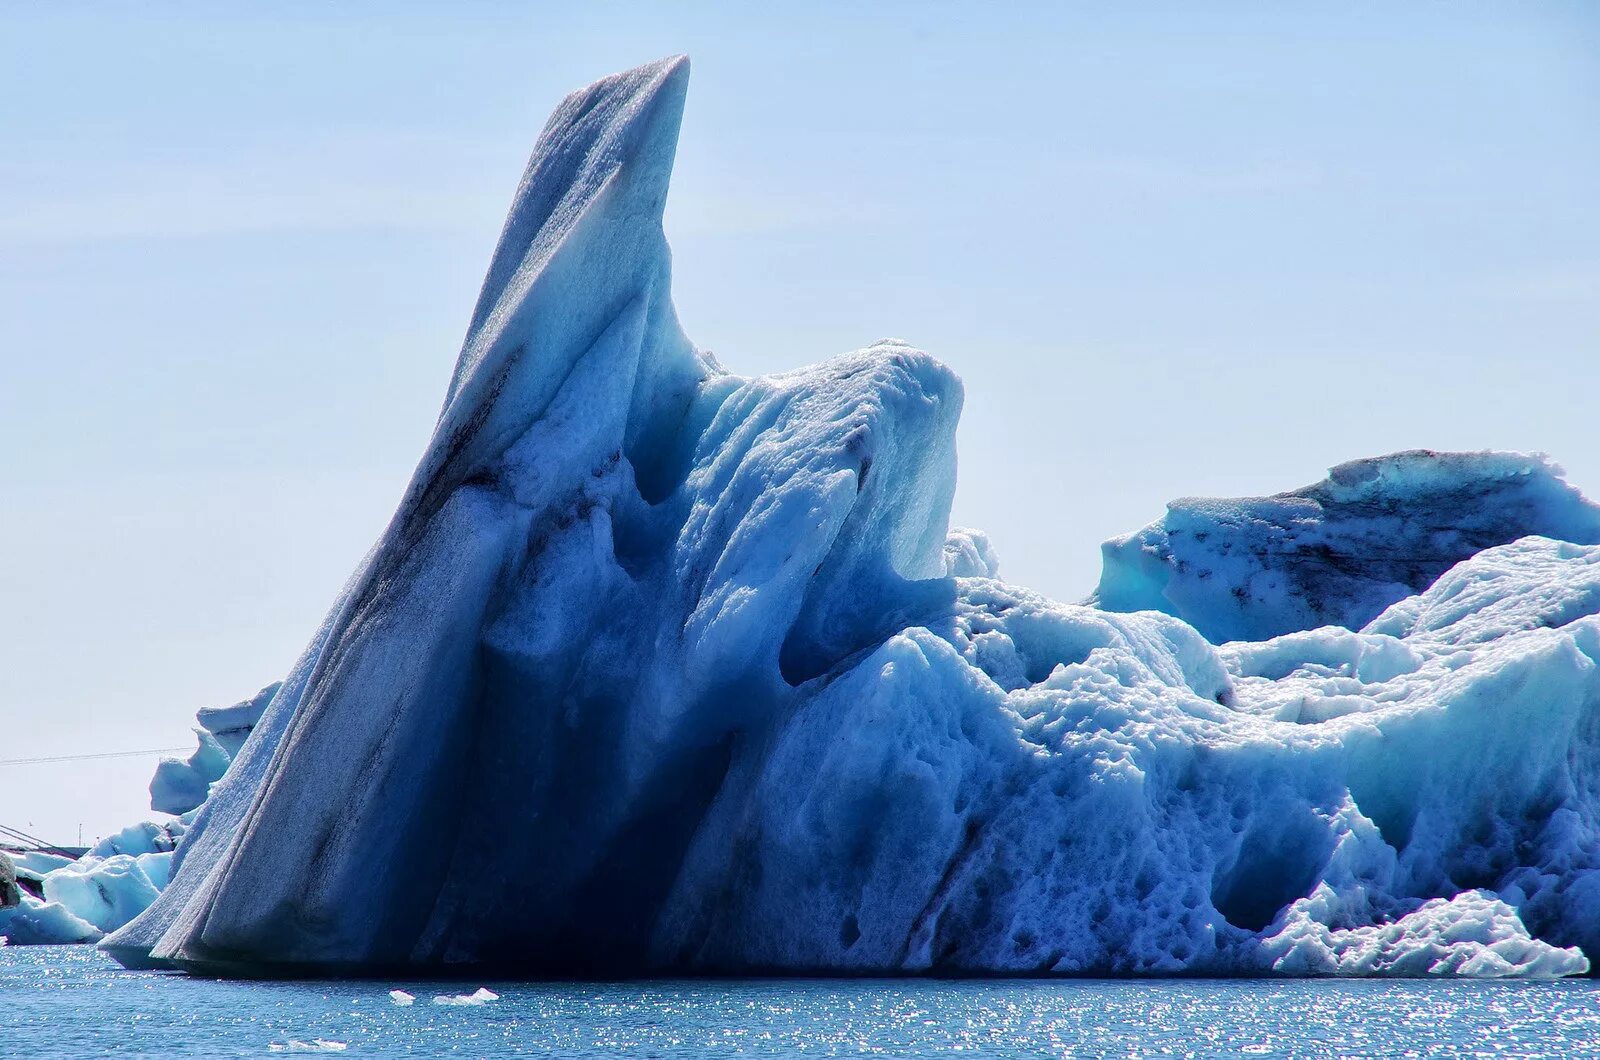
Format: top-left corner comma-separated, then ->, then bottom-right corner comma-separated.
7,56 -> 1584,978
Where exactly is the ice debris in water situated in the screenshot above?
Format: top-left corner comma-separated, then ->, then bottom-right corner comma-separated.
433,988 -> 500,1006
388,990 -> 415,1006
36,57 -> 1597,979
267,1042 -> 347,1053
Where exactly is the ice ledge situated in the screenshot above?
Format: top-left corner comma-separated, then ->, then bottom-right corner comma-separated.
1093,449 -> 1600,643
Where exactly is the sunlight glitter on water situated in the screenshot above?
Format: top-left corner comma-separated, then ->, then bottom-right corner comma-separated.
2,945 -> 1597,1058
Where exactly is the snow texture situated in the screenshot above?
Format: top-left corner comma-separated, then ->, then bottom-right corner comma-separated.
1093,450 -> 1600,643
69,58 -> 1600,979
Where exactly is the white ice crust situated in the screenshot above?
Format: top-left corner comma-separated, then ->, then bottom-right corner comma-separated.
22,58 -> 1589,978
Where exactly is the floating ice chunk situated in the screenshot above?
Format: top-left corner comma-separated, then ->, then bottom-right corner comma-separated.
432,988 -> 500,1006
267,1041 -> 347,1053
388,990 -> 415,1006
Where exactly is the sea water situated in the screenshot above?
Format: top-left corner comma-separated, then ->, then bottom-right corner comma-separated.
2,945 -> 1597,1058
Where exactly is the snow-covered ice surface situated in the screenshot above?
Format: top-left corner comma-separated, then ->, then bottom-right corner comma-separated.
49,57 -> 1600,978
1093,450 -> 1600,643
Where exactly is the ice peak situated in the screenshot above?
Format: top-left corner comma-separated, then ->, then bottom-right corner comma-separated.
464,54 -> 689,345
402,54 -> 698,539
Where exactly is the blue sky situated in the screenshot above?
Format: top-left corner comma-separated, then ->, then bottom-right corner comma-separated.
2,2 -> 1597,841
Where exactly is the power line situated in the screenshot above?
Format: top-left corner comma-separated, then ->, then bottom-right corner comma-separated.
0,747 -> 189,767
0,823 -> 80,857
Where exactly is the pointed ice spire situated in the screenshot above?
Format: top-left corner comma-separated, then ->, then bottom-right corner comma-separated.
414,54 -> 694,532
100,56 -> 702,972
461,55 -> 689,357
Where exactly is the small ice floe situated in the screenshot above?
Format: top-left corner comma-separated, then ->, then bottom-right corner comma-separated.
267,1041 -> 347,1053
432,987 -> 500,1006
388,989 -> 415,1006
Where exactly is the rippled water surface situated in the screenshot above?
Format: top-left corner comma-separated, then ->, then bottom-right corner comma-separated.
3,945 -> 1598,1057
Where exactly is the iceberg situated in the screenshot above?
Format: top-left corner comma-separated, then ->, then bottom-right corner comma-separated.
0,819 -> 185,945
150,683 -> 280,815
73,57 -> 1600,978
1093,450 -> 1600,643
0,688 -> 271,947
